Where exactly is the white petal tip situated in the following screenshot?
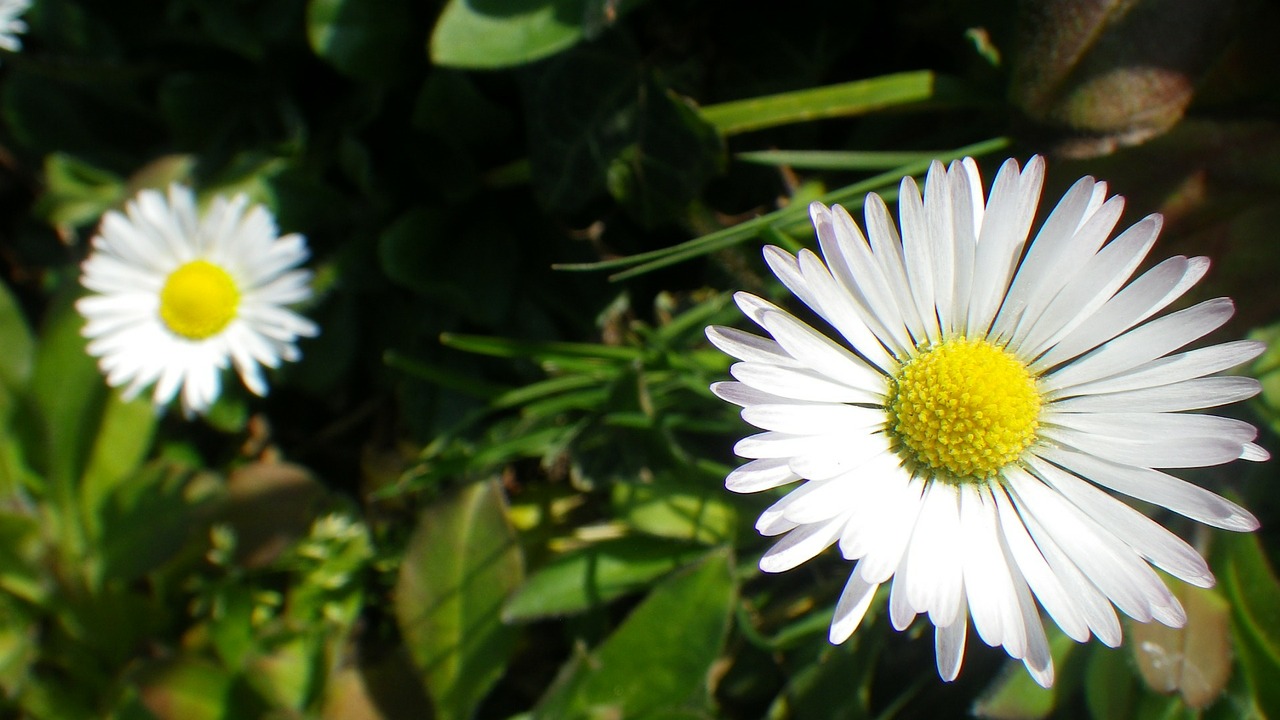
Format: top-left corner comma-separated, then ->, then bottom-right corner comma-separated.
1241,442 -> 1270,462
1024,659 -> 1055,689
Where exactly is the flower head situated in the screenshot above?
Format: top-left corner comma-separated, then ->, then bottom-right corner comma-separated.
77,184 -> 319,416
0,0 -> 30,54
707,156 -> 1267,687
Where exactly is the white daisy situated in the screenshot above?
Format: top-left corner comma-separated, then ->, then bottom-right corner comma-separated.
707,156 -> 1268,687
0,0 -> 30,54
77,184 -> 319,417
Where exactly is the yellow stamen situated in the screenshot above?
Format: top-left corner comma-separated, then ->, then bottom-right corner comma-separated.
158,260 -> 240,340
886,338 -> 1041,481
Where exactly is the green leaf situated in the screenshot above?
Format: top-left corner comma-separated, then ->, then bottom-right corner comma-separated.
554,136 -> 1011,280
430,0 -> 639,70
973,627 -> 1076,719
395,479 -> 524,720
1217,532 -> 1280,717
0,277 -> 33,397
134,656 -> 242,720
306,0 -> 417,81
378,207 -> 519,326
95,463 -> 195,583
734,149 -> 949,171
1085,646 -> 1136,720
34,153 -> 125,230
521,42 -> 720,218
699,71 -> 969,136
612,475 -> 739,545
504,536 -> 709,621
79,390 -> 157,541
769,636 -> 878,720
532,548 -> 736,719
605,89 -> 724,226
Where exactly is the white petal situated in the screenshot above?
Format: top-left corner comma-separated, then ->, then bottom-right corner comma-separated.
1018,214 -> 1161,360
760,310 -> 886,395
758,515 -> 844,573
725,458 -> 799,493
898,176 -> 942,344
1005,467 -> 1184,627
1045,298 -> 1235,393
706,325 -> 800,366
935,615 -> 968,682
1049,376 -> 1261,413
1052,340 -> 1264,399
1026,455 -> 1213,587
904,481 -> 964,625
845,471 -> 925,583
818,203 -> 915,355
829,570 -> 881,644
1040,425 -> 1247,469
863,194 -> 929,344
1036,255 -> 1207,371
741,402 -> 884,435
1044,412 -> 1257,446
1037,445 -> 1258,531
968,156 -> 1044,335
730,362 -> 879,404
992,174 -> 1097,342
990,483 -> 1091,643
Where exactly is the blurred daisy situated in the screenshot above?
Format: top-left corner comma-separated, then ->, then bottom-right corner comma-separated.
0,0 -> 30,54
707,156 -> 1267,687
77,184 -> 318,417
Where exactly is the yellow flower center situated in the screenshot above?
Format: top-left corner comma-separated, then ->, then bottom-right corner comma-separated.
158,260 -> 240,340
886,338 -> 1041,481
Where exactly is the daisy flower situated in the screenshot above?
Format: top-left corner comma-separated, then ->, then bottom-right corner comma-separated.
77,184 -> 319,417
0,0 -> 30,54
707,156 -> 1267,687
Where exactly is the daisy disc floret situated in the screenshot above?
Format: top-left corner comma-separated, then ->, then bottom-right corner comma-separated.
77,184 -> 319,416
706,156 -> 1268,688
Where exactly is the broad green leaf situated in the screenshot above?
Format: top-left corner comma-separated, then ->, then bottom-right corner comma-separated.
430,0 -> 639,70
28,290 -> 107,488
769,635 -> 878,720
0,592 -> 36,699
95,463 -> 195,583
612,475 -> 738,545
525,43 -> 708,215
533,548 -> 736,719
504,536 -> 709,621
0,279 -> 31,394
134,656 -> 242,720
34,153 -> 125,229
605,89 -> 724,226
973,626 -> 1076,719
27,290 -> 109,557
378,208 -> 519,325
306,0 -> 416,81
699,71 -> 968,136
0,512 -> 45,605
395,479 -> 524,720
1217,532 -> 1280,717
79,389 -> 156,540
244,635 -> 316,712
1085,646 -> 1136,720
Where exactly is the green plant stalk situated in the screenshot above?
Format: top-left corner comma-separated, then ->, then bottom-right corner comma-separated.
700,70 -> 970,135
554,136 -> 1010,280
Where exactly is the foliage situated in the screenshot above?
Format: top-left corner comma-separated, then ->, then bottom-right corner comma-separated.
0,0 -> 1275,718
